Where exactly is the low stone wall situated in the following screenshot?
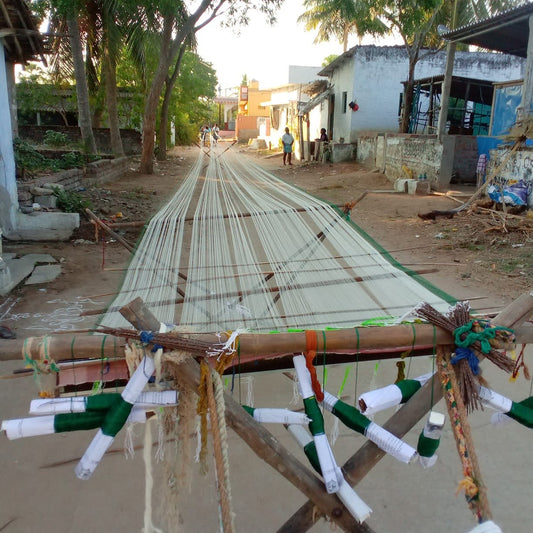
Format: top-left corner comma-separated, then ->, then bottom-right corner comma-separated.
357,133 -> 479,191
19,125 -> 141,155
17,156 -> 132,205
330,142 -> 355,163
356,136 -> 377,167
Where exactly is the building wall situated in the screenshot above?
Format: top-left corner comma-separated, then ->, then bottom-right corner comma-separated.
0,44 -> 17,209
326,60 -> 356,143
245,80 -> 271,117
327,46 -> 525,144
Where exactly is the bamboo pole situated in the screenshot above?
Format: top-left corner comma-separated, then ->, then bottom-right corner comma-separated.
4,293 -> 530,368
1,321 -> 452,363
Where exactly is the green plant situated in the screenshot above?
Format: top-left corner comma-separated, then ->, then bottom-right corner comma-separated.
13,138 -> 47,175
51,187 -> 92,214
43,130 -> 69,147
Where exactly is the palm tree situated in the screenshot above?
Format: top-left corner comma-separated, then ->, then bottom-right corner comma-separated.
65,13 -> 98,153
298,0 -> 387,52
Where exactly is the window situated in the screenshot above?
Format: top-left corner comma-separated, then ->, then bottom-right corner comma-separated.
342,92 -> 347,113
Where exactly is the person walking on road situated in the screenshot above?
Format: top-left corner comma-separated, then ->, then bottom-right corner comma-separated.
281,127 -> 295,165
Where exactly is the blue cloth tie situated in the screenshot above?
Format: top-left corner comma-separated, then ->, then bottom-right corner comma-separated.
139,330 -> 163,353
451,347 -> 480,375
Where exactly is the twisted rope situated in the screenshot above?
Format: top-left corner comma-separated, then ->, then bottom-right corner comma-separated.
437,346 -> 492,523
213,370 -> 234,529
205,361 -> 234,533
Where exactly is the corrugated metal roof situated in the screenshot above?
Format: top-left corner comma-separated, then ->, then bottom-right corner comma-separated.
0,0 -> 46,63
441,2 -> 533,57
298,86 -> 332,115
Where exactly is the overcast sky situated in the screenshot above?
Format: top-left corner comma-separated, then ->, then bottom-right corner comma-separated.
196,2 -> 351,91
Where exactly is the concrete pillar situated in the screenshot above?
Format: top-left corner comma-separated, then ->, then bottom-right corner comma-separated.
437,42 -> 456,141
517,14 -> 533,122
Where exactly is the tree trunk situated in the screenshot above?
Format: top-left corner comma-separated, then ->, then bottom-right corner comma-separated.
157,45 -> 186,161
139,14 -> 174,174
400,59 -> 416,134
67,16 -> 97,154
104,50 -> 125,157
139,0 -> 213,174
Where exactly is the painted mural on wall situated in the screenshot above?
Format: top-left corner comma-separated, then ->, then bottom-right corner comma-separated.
488,148 -> 533,207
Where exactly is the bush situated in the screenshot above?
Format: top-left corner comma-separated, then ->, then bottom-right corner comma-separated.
43,130 -> 69,147
51,186 -> 92,214
13,138 -> 47,174
13,137 -> 100,177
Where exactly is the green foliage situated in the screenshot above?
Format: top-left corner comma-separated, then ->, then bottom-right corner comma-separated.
13,138 -> 47,172
322,54 -> 339,66
43,130 -> 69,147
13,138 -> 100,176
51,186 -> 92,214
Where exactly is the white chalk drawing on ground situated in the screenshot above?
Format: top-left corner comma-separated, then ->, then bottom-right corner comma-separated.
1,297 -> 104,332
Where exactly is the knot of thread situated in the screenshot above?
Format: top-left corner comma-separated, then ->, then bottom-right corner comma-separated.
451,347 -> 480,375
305,330 -> 324,402
454,321 -> 513,354
139,330 -> 163,353
456,476 -> 479,502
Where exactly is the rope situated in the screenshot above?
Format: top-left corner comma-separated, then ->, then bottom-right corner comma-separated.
436,346 -> 492,523
213,370 -> 234,528
205,362 -> 234,533
304,330 -> 324,401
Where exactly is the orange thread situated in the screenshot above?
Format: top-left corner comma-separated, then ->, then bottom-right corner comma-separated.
305,330 -> 324,401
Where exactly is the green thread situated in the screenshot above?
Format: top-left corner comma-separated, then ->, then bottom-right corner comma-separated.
417,432 -> 440,457
508,402 -> 533,428
86,393 -> 121,411
454,321 -> 514,354
396,379 -> 422,402
303,397 -> 325,435
303,440 -> 321,473
101,398 -> 134,437
331,398 -> 371,434
54,411 -> 106,433
242,405 -> 254,417
338,366 -> 351,397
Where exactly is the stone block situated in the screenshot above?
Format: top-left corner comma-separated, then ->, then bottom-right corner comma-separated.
415,181 -> 431,195
34,195 -> 58,208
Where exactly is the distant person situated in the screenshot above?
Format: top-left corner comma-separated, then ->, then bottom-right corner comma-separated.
212,123 -> 220,145
319,128 -> 329,142
281,127 -> 295,165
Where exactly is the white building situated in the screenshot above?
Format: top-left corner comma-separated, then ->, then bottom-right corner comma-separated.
318,45 -> 525,144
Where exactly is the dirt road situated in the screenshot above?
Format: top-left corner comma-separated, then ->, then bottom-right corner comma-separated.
0,142 -> 531,533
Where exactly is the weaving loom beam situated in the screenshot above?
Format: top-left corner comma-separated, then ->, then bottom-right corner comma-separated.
118,298 -> 374,533
278,291 -> 533,531
7,291 -> 532,366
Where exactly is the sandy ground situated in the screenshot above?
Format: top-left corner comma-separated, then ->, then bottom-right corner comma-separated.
0,141 -> 532,533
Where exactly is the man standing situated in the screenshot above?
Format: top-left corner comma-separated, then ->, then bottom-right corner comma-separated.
281,127 -> 295,165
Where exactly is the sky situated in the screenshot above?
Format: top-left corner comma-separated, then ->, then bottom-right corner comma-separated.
195,2 -> 384,92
